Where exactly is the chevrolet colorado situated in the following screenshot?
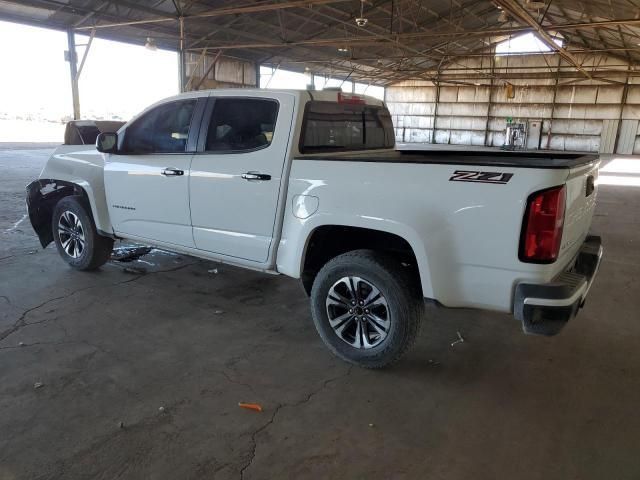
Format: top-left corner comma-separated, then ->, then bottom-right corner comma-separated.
26,89 -> 602,368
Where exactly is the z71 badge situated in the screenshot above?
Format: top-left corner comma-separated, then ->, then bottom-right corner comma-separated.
449,170 -> 513,184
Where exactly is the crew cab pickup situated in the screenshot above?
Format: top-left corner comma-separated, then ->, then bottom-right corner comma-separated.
26,89 -> 603,368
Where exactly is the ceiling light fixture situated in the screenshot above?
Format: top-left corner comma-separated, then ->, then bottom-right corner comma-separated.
144,37 -> 157,51
355,0 -> 368,27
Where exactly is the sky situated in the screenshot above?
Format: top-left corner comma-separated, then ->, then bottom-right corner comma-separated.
495,32 -> 563,55
0,21 -> 178,121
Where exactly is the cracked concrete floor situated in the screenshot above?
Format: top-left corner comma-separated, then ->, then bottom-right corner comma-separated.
1,145 -> 640,480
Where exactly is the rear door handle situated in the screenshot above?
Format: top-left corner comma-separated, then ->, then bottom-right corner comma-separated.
241,172 -> 271,181
161,168 -> 184,176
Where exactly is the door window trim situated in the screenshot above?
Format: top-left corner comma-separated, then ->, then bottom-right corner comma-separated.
118,97 -> 206,155
196,96 -> 280,154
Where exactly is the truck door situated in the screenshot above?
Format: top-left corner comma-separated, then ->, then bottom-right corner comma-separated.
189,92 -> 295,263
104,98 -> 204,247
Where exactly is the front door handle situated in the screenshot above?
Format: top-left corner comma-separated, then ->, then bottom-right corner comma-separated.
241,172 -> 271,181
161,168 -> 184,176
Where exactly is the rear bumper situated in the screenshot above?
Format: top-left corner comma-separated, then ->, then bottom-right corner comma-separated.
514,235 -> 603,335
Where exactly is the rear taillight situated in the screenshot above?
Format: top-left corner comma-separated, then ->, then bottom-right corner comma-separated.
520,185 -> 566,263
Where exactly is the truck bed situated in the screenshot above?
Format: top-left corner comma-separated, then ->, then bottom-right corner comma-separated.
295,148 -> 598,170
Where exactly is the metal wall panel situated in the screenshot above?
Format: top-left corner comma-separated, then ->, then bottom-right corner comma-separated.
385,53 -> 636,152
596,86 -> 625,104
625,86 -> 640,104
600,120 -> 619,153
616,120 -> 639,154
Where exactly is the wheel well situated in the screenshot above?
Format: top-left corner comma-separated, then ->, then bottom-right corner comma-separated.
301,225 -> 421,296
26,179 -> 91,248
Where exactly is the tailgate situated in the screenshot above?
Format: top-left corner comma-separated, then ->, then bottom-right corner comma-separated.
559,159 -> 600,264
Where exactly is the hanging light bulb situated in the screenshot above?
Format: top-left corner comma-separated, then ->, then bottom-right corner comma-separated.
355,0 -> 368,27
144,37 -> 157,51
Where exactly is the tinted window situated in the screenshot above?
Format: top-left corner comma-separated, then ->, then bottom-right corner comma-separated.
300,101 -> 394,153
123,100 -> 196,153
205,98 -> 278,152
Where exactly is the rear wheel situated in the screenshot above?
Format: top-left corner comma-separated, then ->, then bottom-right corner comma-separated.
310,249 -> 423,369
52,196 -> 114,271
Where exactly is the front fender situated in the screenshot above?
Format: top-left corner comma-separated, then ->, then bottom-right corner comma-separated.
26,179 -> 83,248
37,146 -> 114,237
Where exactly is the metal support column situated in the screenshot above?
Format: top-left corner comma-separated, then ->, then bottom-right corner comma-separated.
431,79 -> 440,144
484,44 -> 495,146
66,29 -> 81,120
545,56 -> 562,150
255,62 -> 260,88
178,16 -> 186,92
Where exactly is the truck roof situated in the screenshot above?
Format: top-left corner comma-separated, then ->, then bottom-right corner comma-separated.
159,88 -> 385,107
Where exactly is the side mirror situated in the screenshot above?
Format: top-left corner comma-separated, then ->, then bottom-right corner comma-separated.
96,132 -> 118,153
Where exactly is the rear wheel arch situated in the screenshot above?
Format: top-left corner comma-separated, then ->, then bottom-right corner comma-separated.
300,225 -> 423,297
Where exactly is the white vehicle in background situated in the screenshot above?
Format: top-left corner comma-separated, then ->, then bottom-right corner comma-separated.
26,89 -> 602,368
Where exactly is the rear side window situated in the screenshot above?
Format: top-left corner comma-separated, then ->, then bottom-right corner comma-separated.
122,100 -> 196,154
300,101 -> 394,153
205,98 -> 278,152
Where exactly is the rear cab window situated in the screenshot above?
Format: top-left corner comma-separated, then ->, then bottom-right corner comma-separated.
300,100 -> 395,153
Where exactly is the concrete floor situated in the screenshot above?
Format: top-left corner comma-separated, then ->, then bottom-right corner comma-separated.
1,144 -> 639,480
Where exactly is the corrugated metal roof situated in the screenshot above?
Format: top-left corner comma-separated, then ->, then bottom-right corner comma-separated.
1,0 -> 639,86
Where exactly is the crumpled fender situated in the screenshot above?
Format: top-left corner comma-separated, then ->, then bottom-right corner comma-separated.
26,179 -> 89,248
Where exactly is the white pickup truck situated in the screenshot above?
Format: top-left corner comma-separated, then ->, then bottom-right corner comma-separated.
26,89 -> 602,368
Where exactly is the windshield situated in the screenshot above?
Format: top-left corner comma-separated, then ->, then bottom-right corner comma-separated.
300,101 -> 395,153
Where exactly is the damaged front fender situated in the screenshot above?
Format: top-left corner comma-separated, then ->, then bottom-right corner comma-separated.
26,179 -> 86,248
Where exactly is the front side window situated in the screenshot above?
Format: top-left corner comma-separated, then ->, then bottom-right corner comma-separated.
300,101 -> 395,153
122,100 -> 196,153
205,98 -> 278,152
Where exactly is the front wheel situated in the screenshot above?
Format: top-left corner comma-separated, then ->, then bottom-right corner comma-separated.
310,250 -> 423,369
52,196 -> 114,271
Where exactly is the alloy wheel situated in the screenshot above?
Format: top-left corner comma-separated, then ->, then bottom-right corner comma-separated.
57,210 -> 86,259
325,276 -> 390,349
